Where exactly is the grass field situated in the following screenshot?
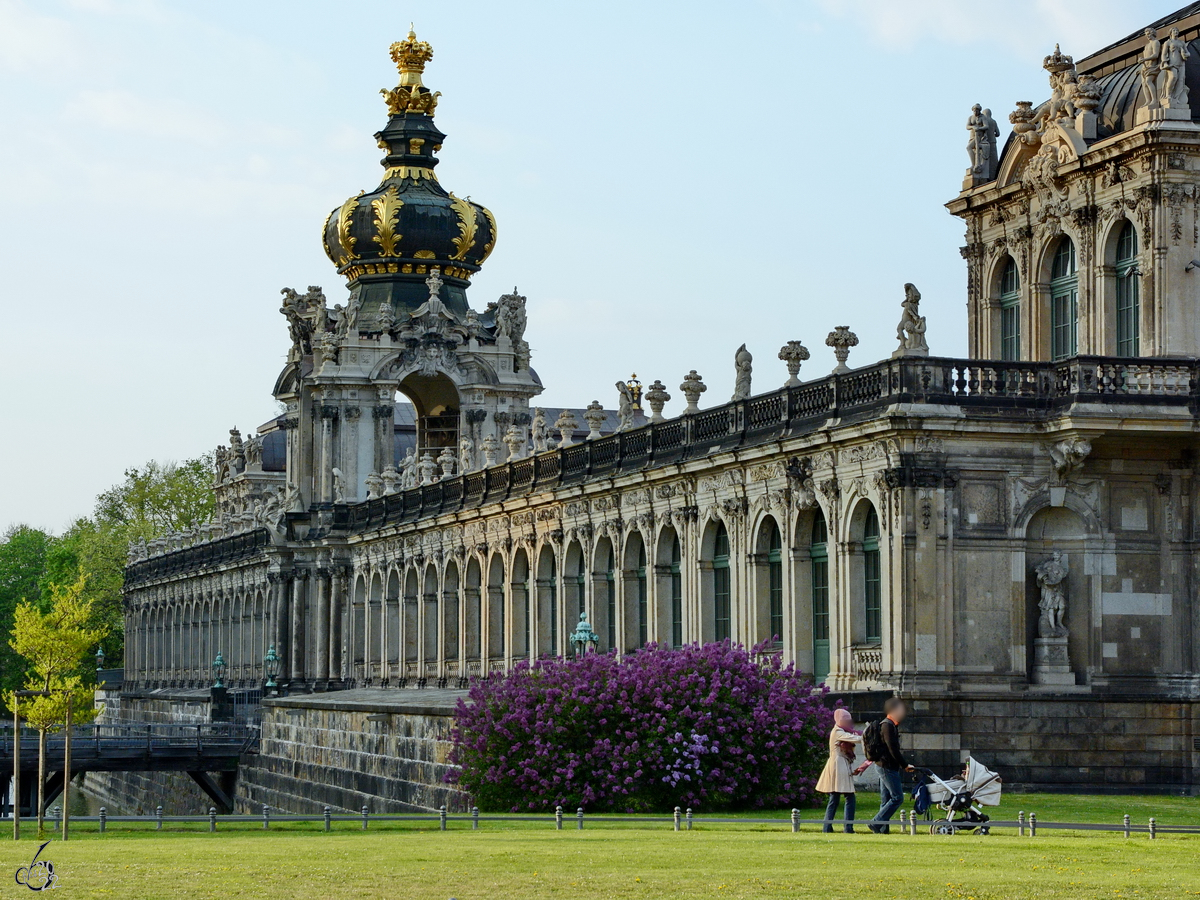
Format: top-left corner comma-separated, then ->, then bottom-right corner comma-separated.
3,794 -> 1197,900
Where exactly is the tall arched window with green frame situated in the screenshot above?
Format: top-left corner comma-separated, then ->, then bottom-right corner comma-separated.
635,540 -> 648,648
604,545 -> 616,651
863,507 -> 882,644
999,256 -> 1020,360
547,554 -> 558,657
1115,222 -> 1140,357
766,520 -> 783,644
1050,239 -> 1078,361
713,523 -> 731,642
669,534 -> 683,647
810,512 -> 830,680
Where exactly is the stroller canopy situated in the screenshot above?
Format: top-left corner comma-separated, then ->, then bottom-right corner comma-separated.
927,756 -> 1003,807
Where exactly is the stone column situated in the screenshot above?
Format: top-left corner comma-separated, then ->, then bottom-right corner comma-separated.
272,573 -> 291,683
314,564 -> 331,684
329,565 -> 345,684
319,405 -> 338,503
290,570 -> 308,685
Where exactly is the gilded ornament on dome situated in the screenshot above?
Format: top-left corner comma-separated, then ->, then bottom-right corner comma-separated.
414,250 -> 436,259
383,165 -> 437,182
479,206 -> 498,261
389,29 -> 434,80
371,184 -> 404,256
449,193 -> 478,261
380,84 -> 442,117
335,191 -> 363,264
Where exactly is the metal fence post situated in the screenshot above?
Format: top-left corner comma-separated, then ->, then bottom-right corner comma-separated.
362,806 -> 369,830
324,807 -> 331,832
790,809 -> 799,833
156,805 -> 163,831
1018,811 -> 1025,837
209,807 -> 216,832
576,807 -> 584,830
472,807 -> 479,830
1123,813 -> 1130,838
1149,817 -> 1157,840
99,807 -> 106,834
675,807 -> 683,832
1029,813 -> 1036,837
686,808 -> 693,831
440,805 -> 447,831
262,804 -> 270,830
555,806 -> 563,830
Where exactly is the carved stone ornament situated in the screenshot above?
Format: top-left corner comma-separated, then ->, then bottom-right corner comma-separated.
644,380 -> 671,423
825,326 -> 859,374
679,370 -> 707,414
1048,437 -> 1092,482
777,341 -> 810,387
731,344 -> 753,401
893,284 -> 929,357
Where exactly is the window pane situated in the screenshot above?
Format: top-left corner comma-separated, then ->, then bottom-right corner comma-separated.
1116,224 -> 1139,357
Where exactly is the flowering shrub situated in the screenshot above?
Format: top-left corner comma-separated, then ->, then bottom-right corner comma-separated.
449,642 -> 832,812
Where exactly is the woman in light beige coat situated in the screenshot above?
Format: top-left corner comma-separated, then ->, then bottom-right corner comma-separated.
815,708 -> 870,833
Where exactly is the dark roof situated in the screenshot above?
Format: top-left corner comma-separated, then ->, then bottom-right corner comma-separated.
1079,3 -> 1200,75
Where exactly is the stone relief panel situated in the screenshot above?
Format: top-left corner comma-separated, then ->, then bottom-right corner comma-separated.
960,481 -> 1005,529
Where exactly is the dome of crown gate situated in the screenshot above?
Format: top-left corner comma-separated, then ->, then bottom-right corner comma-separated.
321,30 -> 497,318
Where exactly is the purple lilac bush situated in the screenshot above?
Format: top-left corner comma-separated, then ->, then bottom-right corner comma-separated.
449,642 -> 832,813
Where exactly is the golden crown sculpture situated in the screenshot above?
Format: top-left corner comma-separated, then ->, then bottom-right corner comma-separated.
381,28 -> 441,117
390,28 -> 434,80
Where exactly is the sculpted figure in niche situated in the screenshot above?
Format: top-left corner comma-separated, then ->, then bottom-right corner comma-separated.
459,437 -> 474,474
332,467 -> 346,503
494,289 -> 528,343
400,447 -> 418,489
895,283 -> 929,353
1159,27 -> 1191,110
1141,27 -> 1162,110
966,104 -> 1000,178
1035,551 -> 1069,637
731,344 -> 753,401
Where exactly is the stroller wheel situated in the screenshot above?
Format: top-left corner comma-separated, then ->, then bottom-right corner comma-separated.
979,826 -> 991,836
930,821 -> 958,836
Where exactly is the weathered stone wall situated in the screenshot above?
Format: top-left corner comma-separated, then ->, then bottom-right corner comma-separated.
236,689 -> 469,814
82,690 -> 220,814
891,693 -> 1198,794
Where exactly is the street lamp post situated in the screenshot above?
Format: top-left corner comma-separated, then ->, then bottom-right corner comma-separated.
263,645 -> 281,692
94,646 -> 105,670
211,652 -> 227,690
569,611 -> 600,658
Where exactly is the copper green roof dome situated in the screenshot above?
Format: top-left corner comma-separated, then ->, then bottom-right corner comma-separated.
321,30 -> 497,318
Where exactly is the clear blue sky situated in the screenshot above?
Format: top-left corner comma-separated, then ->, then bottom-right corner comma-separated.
0,0 -> 1172,532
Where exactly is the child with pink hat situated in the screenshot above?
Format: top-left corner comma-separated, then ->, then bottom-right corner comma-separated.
815,708 -> 871,833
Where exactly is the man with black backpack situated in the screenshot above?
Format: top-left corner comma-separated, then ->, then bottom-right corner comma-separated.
862,697 -> 915,834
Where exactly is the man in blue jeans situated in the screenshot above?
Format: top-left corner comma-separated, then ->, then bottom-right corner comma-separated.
870,697 -> 914,834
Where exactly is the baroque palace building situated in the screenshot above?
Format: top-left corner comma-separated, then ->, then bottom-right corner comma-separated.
120,13 -> 1200,791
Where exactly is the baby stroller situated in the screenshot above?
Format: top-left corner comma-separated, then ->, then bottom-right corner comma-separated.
918,756 -> 1002,835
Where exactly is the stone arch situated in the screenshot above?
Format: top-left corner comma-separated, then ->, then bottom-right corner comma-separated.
699,514 -> 733,644
562,540 -> 587,648
846,498 -> 883,647
421,563 -> 439,680
402,567 -> 420,682
385,568 -> 402,681
792,505 -> 830,679
442,559 -> 461,670
751,513 -> 785,648
367,570 -> 384,682
654,523 -> 684,648
485,552 -> 506,661
509,547 -> 531,660
464,554 -> 483,668
621,530 -> 649,651
535,543 -> 560,658
592,535 -> 617,652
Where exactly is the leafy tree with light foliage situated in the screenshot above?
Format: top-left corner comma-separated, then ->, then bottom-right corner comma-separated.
5,574 -> 107,832
0,526 -> 53,704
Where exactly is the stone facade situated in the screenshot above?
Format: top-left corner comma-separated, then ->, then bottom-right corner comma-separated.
113,16 -> 1200,802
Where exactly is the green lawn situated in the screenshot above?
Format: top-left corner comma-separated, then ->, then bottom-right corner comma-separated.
3,794 -> 1197,900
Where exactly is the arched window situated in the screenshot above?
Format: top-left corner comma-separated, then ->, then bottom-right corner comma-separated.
635,540 -> 648,648
669,534 -> 683,647
1116,222 -> 1140,357
547,554 -> 558,657
1050,239 -> 1078,361
713,522 -> 731,642
604,545 -> 616,651
1000,257 -> 1020,361
863,507 -> 882,643
767,521 -> 783,644
810,512 -> 830,680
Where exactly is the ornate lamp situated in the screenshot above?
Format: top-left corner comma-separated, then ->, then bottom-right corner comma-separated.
95,645 -> 106,670
570,611 -> 600,657
263,644 -> 281,689
211,652 -> 228,689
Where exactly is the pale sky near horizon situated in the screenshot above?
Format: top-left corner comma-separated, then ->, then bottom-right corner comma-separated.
0,0 -> 1174,533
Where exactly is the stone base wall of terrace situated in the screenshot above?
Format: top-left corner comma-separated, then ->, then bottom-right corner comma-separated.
235,689 -> 469,814
899,691 -> 1200,793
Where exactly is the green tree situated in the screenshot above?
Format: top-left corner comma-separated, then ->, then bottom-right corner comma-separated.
0,525 -> 53,704
6,575 -> 106,832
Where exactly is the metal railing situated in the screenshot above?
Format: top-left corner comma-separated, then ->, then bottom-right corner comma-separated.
19,804 -> 1200,838
0,723 -> 259,758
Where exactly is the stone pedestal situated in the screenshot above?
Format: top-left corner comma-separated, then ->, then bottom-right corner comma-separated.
1032,636 -> 1074,685
1136,106 -> 1193,125
891,347 -> 929,360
